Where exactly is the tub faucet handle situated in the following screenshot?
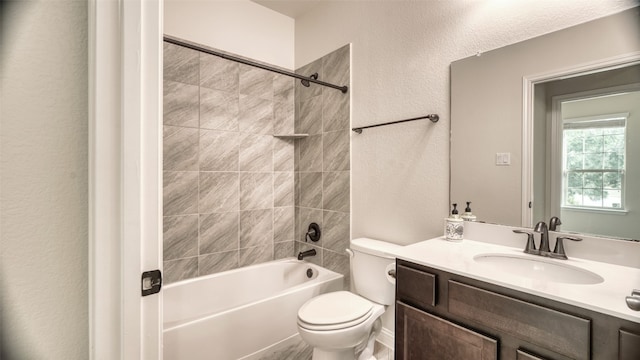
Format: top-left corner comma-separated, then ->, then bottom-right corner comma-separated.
305,223 -> 321,242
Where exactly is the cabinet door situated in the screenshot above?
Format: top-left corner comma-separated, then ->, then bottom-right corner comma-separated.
619,329 -> 640,360
517,348 -> 548,360
396,301 -> 497,360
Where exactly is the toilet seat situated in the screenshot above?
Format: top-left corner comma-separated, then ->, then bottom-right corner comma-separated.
297,291 -> 374,331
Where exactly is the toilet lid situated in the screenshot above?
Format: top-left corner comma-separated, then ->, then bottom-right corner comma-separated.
297,291 -> 373,326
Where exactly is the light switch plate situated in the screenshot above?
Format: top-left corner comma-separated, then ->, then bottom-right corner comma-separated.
496,152 -> 511,166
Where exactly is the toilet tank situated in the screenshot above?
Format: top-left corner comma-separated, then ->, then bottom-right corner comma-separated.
350,238 -> 403,306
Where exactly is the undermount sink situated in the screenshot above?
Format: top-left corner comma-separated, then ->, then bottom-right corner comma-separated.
473,254 -> 604,285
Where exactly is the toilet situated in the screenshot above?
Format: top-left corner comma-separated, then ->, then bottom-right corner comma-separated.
297,238 -> 401,360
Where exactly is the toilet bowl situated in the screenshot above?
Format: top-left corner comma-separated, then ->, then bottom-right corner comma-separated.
297,238 -> 402,360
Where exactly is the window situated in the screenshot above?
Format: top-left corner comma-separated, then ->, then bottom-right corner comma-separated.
562,114 -> 626,210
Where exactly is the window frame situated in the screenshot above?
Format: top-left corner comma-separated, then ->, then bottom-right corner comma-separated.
559,112 -> 629,213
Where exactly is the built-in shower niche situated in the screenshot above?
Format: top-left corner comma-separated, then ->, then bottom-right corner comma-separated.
162,39 -> 351,285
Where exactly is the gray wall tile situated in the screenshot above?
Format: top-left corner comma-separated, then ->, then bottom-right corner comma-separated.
199,251 -> 238,276
200,87 -> 239,131
163,80 -> 199,128
164,42 -> 199,85
297,96 -> 322,135
199,129 -> 239,171
274,241 -> 294,260
240,209 -> 273,248
239,244 -> 273,267
239,95 -> 274,134
163,215 -> 198,261
296,58 -> 323,101
239,133 -> 273,172
323,171 -> 350,212
298,135 -> 322,172
164,257 -> 198,284
200,212 -> 239,254
163,171 -> 199,215
299,172 -> 322,209
274,101 -> 295,134
323,210 -> 350,253
323,130 -> 350,171
274,171 -> 294,207
321,44 -> 350,85
322,89 -> 350,132
273,74 -> 294,104
200,53 -> 238,93
240,172 -> 273,210
163,41 -> 340,282
323,249 -> 350,289
163,126 -> 199,171
273,138 -> 294,171
274,206 -> 295,242
239,64 -> 274,100
199,172 -> 239,213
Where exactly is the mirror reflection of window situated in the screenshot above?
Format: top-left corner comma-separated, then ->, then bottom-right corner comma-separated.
561,113 -> 627,211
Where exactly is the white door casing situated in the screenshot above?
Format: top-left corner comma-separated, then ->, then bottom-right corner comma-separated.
89,0 -> 163,359
521,52 -> 640,228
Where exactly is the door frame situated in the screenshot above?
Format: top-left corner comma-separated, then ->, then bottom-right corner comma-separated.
521,51 -> 640,227
88,0 -> 163,358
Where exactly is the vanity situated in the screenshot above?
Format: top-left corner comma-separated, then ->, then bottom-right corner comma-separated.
391,222 -> 640,360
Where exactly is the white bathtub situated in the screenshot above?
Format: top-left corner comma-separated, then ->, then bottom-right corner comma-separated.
163,258 -> 344,360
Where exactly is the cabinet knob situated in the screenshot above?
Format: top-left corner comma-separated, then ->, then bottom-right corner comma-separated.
626,293 -> 640,311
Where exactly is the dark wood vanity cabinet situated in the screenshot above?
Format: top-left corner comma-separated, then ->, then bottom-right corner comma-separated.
395,259 -> 640,360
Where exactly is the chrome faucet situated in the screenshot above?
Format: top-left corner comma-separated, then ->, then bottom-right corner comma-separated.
534,221 -> 551,254
513,218 -> 581,260
549,216 -> 562,231
297,249 -> 317,260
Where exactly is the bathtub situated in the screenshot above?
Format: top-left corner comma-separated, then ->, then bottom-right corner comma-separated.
163,258 -> 344,360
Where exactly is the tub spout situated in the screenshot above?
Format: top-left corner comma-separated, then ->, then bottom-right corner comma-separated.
297,249 -> 316,260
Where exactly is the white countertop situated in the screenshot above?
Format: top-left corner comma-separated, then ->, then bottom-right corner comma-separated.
391,237 -> 640,324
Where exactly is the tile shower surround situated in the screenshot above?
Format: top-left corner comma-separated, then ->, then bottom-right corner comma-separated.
163,41 -> 351,285
294,44 -> 352,289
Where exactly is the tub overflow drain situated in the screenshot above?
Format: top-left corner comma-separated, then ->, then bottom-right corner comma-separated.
306,268 -> 314,278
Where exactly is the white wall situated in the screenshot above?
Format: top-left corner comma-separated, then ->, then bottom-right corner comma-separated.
1,1 -> 88,359
295,0 -> 637,246
164,0 -> 295,69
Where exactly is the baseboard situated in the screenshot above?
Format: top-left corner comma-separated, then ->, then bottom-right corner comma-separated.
376,327 -> 394,350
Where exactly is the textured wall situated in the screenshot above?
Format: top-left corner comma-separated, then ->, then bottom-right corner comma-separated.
294,45 -> 352,288
294,0 -> 638,246
164,0 -> 294,69
162,41 -> 296,283
0,1 -> 88,359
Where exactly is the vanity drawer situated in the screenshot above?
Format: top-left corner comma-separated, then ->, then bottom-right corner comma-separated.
396,264 -> 437,309
448,280 -> 591,360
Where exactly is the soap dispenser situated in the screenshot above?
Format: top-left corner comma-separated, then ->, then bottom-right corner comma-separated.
461,202 -> 477,222
444,203 -> 464,241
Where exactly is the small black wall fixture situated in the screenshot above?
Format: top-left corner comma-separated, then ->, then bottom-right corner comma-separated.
352,114 -> 439,134
306,223 -> 321,242
164,35 -> 348,94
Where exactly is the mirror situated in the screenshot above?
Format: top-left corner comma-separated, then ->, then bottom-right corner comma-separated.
451,7 -> 640,240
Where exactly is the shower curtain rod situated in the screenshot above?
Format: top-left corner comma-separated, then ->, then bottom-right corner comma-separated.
164,36 -> 349,94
